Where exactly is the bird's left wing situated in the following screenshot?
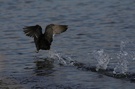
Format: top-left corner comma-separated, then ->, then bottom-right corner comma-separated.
52,24 -> 68,34
23,25 -> 42,38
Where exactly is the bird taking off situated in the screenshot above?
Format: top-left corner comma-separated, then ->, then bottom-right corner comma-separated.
23,24 -> 68,53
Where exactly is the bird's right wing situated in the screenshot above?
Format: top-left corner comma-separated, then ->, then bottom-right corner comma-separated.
23,25 -> 42,38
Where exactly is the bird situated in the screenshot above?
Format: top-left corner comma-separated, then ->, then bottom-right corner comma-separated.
23,24 -> 68,53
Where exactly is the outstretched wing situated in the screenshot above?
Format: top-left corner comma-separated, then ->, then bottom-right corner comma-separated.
23,25 -> 42,38
52,24 -> 68,34
44,24 -> 68,45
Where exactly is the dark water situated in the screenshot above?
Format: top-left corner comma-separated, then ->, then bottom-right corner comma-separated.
1,0 -> 135,89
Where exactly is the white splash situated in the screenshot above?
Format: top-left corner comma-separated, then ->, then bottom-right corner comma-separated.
113,51 -> 128,74
113,41 -> 129,74
93,49 -> 110,71
48,50 -> 74,66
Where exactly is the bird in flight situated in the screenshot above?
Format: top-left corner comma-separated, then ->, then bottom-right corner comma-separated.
23,24 -> 68,53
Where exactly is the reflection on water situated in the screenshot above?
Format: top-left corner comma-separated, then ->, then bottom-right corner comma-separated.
34,58 -> 55,76
1,0 -> 135,88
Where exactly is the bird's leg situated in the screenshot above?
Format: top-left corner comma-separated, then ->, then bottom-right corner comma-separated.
48,50 -> 52,57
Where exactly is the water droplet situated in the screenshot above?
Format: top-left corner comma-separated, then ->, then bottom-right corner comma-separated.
93,49 -> 110,70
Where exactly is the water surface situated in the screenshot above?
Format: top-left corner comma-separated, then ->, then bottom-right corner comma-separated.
0,0 -> 135,89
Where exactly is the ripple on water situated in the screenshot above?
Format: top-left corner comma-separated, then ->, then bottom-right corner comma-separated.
0,0 -> 135,88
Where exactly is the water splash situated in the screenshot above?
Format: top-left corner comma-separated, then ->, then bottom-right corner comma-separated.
93,49 -> 110,71
48,50 -> 74,66
113,41 -> 129,74
113,51 -> 128,74
126,42 -> 135,61
120,41 -> 135,60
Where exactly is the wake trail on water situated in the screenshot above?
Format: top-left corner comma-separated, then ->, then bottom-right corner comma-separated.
34,40 -> 135,82
48,50 -> 75,66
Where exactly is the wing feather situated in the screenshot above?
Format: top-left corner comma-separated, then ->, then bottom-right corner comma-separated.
23,25 -> 42,38
52,24 -> 68,34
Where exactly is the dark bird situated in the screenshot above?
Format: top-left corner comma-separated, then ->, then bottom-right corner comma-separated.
23,24 -> 68,53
